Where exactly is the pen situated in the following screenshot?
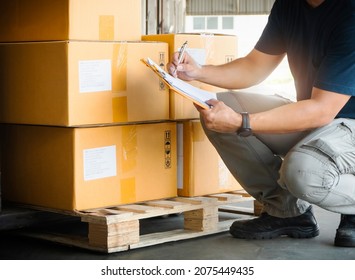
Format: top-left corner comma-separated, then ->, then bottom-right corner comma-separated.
174,41 -> 188,75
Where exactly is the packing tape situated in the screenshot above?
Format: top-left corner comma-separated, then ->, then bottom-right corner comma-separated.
99,15 -> 114,41
112,43 -> 128,92
121,125 -> 137,172
200,33 -> 215,64
112,96 -> 128,123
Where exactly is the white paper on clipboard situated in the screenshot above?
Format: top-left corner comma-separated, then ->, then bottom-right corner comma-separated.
142,57 -> 216,109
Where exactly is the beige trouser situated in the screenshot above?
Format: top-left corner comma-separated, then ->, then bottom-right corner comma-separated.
201,91 -> 355,217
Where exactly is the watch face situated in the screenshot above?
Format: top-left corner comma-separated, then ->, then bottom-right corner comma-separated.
238,128 -> 252,137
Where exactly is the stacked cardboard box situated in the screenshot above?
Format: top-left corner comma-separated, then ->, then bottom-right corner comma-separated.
0,0 -> 177,211
0,41 -> 169,126
0,0 -> 142,42
2,123 -> 176,210
177,121 -> 243,197
0,1 -> 243,210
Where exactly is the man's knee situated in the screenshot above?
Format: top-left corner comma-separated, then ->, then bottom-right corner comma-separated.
281,150 -> 337,204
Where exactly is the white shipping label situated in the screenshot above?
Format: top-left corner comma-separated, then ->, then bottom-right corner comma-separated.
83,145 -> 117,181
78,59 -> 112,93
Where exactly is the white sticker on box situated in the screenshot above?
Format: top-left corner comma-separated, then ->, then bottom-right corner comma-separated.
78,59 -> 112,93
83,145 -> 117,181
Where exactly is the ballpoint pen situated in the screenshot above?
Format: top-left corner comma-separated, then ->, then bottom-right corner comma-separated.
173,41 -> 188,75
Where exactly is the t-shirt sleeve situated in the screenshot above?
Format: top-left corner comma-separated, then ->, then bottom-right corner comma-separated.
314,16 -> 355,96
254,0 -> 286,55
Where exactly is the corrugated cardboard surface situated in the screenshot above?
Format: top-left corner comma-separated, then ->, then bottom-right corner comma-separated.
142,34 -> 238,120
0,0 -> 141,42
2,122 -> 177,211
0,41 -> 169,126
177,120 -> 243,197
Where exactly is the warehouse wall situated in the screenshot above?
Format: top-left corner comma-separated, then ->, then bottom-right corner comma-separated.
186,0 -> 275,15
143,0 -> 275,35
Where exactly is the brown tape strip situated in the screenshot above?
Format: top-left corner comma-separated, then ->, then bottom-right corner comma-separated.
112,96 -> 128,123
99,15 -> 114,41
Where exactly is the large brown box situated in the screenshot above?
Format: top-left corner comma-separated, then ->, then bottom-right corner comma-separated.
0,41 -> 169,126
2,122 -> 177,211
142,34 -> 238,120
177,120 -> 243,197
0,0 -> 142,42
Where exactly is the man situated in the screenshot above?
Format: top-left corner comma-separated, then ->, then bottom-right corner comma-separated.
168,0 -> 355,247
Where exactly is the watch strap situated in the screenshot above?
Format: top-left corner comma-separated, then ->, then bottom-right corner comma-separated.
237,112 -> 252,137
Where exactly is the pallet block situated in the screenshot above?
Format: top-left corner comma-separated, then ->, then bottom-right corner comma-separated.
17,191 -> 256,253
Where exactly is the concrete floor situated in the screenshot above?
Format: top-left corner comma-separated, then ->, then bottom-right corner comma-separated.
0,204 -> 355,260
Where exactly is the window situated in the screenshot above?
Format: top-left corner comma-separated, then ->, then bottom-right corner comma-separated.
190,16 -> 234,32
222,17 -> 234,29
206,17 -> 218,29
193,17 -> 205,29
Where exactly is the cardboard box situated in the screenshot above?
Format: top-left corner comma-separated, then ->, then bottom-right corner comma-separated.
142,34 -> 238,120
0,41 -> 169,126
177,120 -> 243,197
1,122 -> 177,211
0,0 -> 142,42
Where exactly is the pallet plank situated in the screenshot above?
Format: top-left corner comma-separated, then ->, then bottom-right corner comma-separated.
119,218 -> 252,253
13,192 -> 255,253
144,200 -> 187,210
207,193 -> 243,202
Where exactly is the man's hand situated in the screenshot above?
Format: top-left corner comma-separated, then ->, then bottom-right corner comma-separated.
167,51 -> 202,81
195,99 -> 242,133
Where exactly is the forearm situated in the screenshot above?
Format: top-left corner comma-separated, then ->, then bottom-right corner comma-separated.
250,100 -> 330,134
250,90 -> 351,134
198,61 -> 263,90
196,49 -> 285,90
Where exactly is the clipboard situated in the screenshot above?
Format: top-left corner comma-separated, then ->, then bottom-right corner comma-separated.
141,57 -> 216,109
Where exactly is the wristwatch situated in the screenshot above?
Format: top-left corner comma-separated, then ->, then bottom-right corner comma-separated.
237,112 -> 253,137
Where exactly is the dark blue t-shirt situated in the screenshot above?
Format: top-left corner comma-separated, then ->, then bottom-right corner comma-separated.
255,0 -> 355,118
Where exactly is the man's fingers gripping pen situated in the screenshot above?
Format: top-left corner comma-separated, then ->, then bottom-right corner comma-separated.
173,41 -> 188,75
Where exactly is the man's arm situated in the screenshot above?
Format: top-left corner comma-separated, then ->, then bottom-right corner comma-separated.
198,88 -> 351,134
168,48 -> 285,90
250,88 -> 351,133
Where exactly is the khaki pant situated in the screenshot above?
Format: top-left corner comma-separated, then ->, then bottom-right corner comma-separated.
202,91 -> 355,217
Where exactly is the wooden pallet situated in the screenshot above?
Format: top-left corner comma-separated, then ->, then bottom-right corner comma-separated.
17,191 -> 256,253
